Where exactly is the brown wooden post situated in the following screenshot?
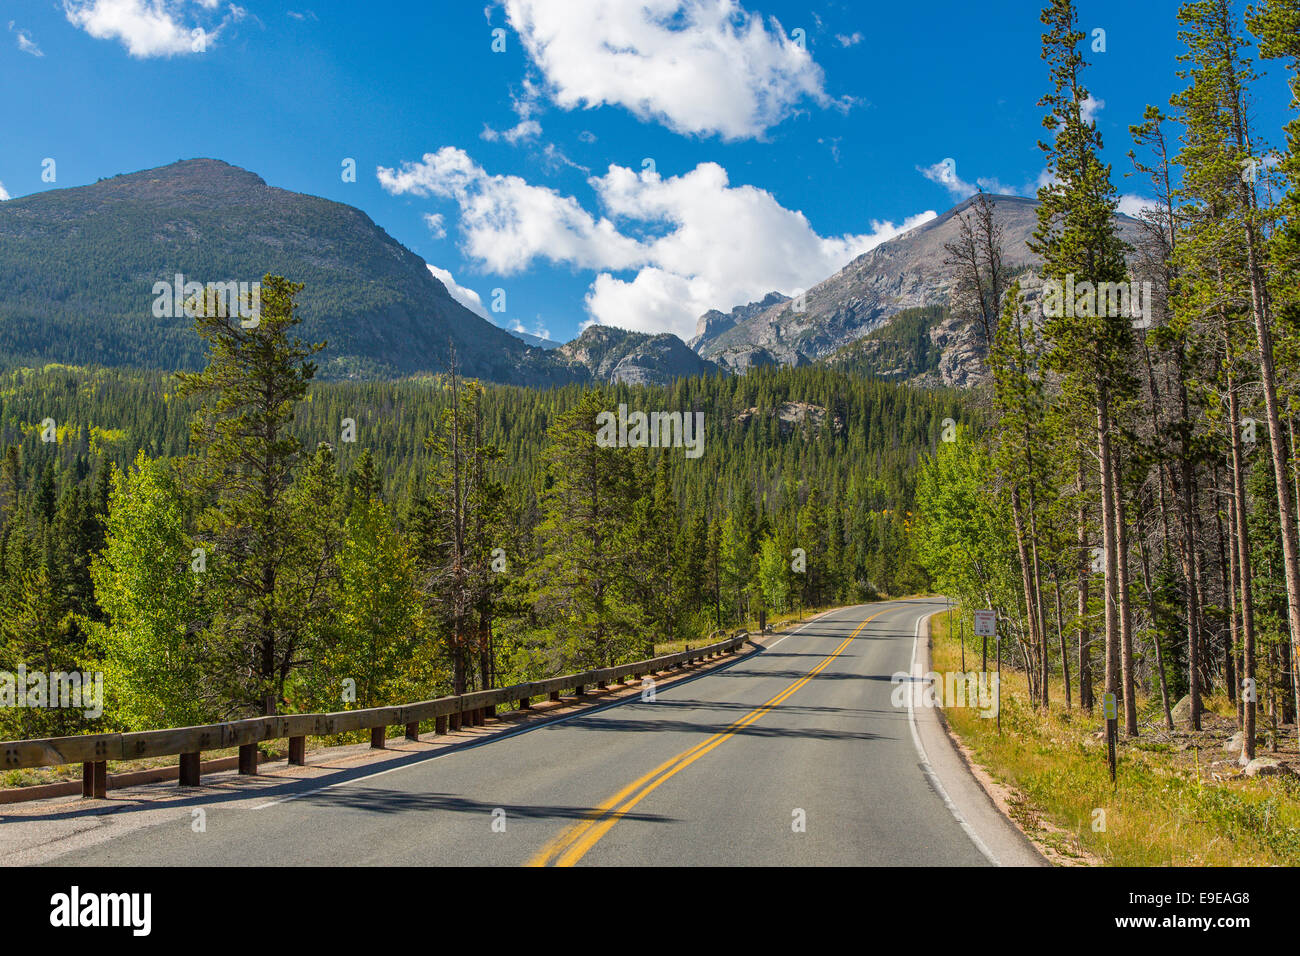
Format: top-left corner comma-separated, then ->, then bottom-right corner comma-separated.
519,697 -> 531,709
370,727 -> 386,749
179,752 -> 201,787
435,715 -> 448,735
549,691 -> 561,701
405,721 -> 420,741
472,708 -> 484,726
574,684 -> 585,696
82,760 -> 108,798
288,736 -> 306,766
238,744 -> 258,775
450,712 -> 462,731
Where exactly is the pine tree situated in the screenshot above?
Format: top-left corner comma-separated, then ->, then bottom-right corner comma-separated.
175,274 -> 324,715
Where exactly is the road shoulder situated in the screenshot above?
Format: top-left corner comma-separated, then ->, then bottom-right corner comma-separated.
911,609 -> 1049,867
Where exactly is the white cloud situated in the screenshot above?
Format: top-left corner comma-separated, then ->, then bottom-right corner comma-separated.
423,212 -> 447,239
383,148 -> 935,340
539,142 -> 589,175
1081,94 -> 1104,126
512,318 -> 552,341
379,148 -> 643,274
918,158 -> 973,200
0,181 -> 10,201
62,0 -> 238,58
481,118 -> 543,144
9,22 -> 44,56
1117,194 -> 1155,218
427,264 -> 489,319
835,32 -> 862,47
502,0 -> 837,140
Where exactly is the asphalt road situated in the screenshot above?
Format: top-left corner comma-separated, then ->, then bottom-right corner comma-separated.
39,598 -> 1033,866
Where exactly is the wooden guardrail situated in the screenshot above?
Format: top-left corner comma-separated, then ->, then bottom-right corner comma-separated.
1,632 -> 750,799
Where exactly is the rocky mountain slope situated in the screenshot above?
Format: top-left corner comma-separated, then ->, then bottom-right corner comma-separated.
693,194 -> 1144,382
558,325 -> 721,385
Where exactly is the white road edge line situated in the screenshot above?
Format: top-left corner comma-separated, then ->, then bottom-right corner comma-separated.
906,609 -> 1001,867
250,606 -> 853,810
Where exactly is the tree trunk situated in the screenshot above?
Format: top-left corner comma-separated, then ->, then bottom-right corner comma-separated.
1110,449 -> 1139,736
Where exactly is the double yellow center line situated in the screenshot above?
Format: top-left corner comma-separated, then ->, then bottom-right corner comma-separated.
526,608 -> 885,867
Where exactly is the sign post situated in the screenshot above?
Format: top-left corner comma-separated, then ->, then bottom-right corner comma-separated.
1103,692 -> 1118,783
974,610 -> 998,733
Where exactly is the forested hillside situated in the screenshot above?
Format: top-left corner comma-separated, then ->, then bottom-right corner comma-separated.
0,317 -> 961,737
0,159 -> 572,385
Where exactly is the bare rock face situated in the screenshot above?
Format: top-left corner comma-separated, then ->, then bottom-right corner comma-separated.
689,292 -> 788,349
922,314 -> 988,389
557,324 -> 720,386
736,401 -> 844,435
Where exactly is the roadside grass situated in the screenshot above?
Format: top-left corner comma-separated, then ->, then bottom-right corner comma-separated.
929,610 -> 1300,866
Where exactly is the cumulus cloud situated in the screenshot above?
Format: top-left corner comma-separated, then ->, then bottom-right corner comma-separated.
502,0 -> 837,140
379,148 -> 643,274
0,181 -> 10,201
383,148 -> 935,340
427,264 -> 489,319
835,32 -> 862,47
1116,194 -> 1155,218
62,0 -> 241,58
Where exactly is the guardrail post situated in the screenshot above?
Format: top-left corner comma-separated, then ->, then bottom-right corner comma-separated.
450,712 -> 462,731
288,736 -> 306,765
574,684 -> 585,696
597,679 -> 607,689
519,696 -> 531,710
179,752 -> 200,787
82,760 -> 107,799
370,727 -> 386,749
238,744 -> 257,775
405,721 -> 420,741
549,691 -> 561,701
435,715 -> 448,735
473,708 -> 485,726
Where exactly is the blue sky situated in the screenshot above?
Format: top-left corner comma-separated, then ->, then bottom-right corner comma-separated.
1,1 -> 1293,344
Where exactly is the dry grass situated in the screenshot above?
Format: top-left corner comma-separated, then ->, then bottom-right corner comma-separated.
930,611 -> 1300,866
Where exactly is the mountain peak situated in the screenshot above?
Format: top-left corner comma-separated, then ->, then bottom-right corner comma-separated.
89,158 -> 270,201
